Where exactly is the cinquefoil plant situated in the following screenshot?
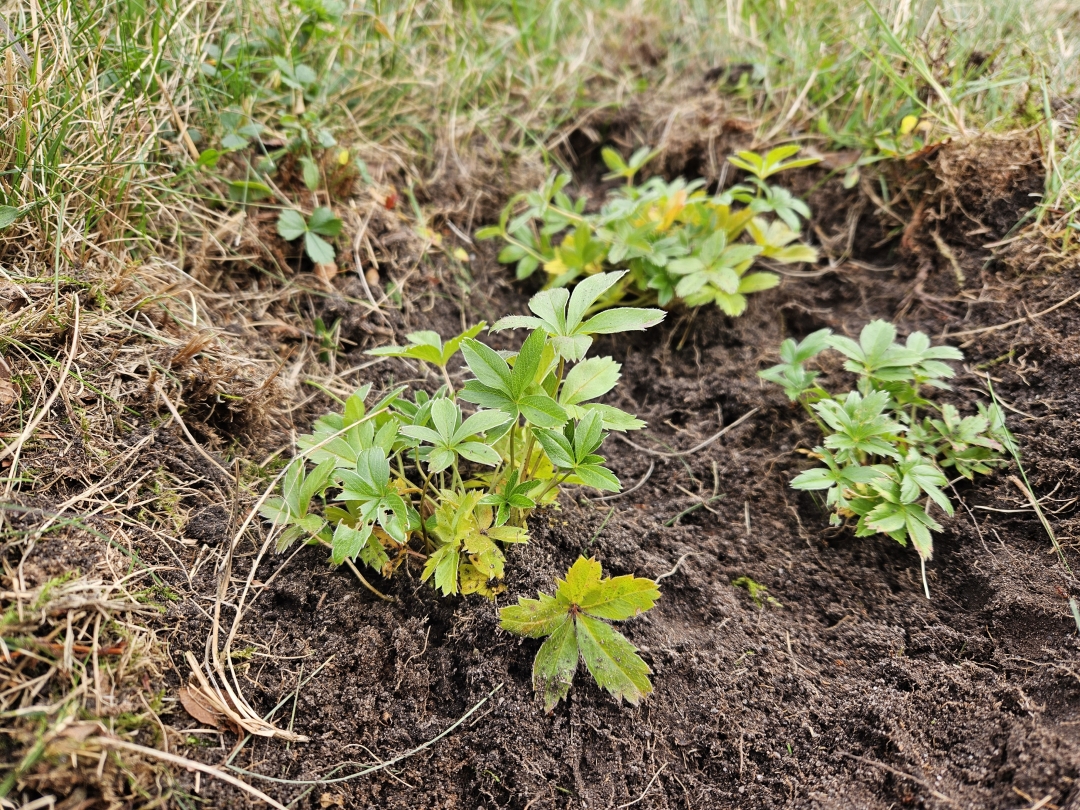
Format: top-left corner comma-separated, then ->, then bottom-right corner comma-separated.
478,146 -> 818,317
760,321 -> 1012,595
260,272 -> 664,600
500,556 -> 659,711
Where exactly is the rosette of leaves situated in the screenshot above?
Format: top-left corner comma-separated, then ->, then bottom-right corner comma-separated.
760,320 -> 1012,595
478,145 -> 818,317
500,557 -> 660,711
259,273 -> 665,600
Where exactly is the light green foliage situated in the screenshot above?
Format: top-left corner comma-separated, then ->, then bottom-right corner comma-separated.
261,274 -> 662,597
732,576 -> 781,608
276,206 -> 343,264
760,321 -> 1011,582
479,147 -> 818,317
499,557 -> 659,711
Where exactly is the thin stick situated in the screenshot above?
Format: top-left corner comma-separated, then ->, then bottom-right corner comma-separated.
229,684 -> 504,787
612,408 -> 758,459
0,296 -> 79,464
656,552 -> 695,582
616,762 -> 668,809
838,751 -> 959,806
1009,475 -> 1071,573
344,557 -> 393,602
90,737 -> 289,810
944,287 -> 1080,338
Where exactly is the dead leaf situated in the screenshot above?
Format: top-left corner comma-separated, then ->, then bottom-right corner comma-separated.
314,262 -> 338,286
184,651 -> 308,741
179,686 -> 224,729
365,267 -> 380,286
319,794 -> 345,809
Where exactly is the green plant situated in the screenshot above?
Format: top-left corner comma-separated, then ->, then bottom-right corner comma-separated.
732,576 -> 781,608
499,556 -> 659,711
313,316 -> 342,363
260,272 -> 663,598
760,321 -> 1012,595
478,146 -> 818,317
277,206 -> 343,264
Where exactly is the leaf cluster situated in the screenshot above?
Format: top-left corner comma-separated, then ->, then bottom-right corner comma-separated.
277,206 -> 343,264
479,146 -> 819,318
260,273 -> 664,602
760,320 -> 1011,569
500,557 -> 659,711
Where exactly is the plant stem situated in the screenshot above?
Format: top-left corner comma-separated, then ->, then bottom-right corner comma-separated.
508,419 -> 517,479
535,472 -> 570,502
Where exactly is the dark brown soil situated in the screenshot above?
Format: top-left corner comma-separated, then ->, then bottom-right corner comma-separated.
15,135 -> 1080,809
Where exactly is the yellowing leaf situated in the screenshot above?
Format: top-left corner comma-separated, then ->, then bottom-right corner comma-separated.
770,245 -> 818,264
575,614 -> 652,705
559,556 -> 603,603
533,616 -> 578,712
500,557 -> 660,710
899,115 -> 919,136
500,592 -> 569,637
543,256 -> 569,277
579,574 -> 661,620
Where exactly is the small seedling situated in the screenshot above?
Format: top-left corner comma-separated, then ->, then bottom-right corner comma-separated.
479,146 -> 818,317
277,206 -> 343,264
313,316 -> 341,363
261,272 -> 664,599
500,556 -> 659,711
732,576 -> 781,608
760,320 -> 1011,595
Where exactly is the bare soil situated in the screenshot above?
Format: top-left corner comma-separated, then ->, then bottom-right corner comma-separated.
12,131 -> 1080,809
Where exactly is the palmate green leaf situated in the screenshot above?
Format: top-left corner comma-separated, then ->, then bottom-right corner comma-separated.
259,497 -> 291,526
572,465 -> 621,491
518,394 -> 567,428
423,543 -> 461,596
534,428 -> 575,469
368,331 -> 443,364
738,272 -> 779,293
510,329 -> 546,398
492,271 -> 664,361
601,147 -> 628,175
560,556 -> 604,604
781,329 -> 832,364
576,614 -> 653,706
864,499 -> 941,561
712,290 -> 748,317
500,557 -> 659,710
367,323 -> 486,367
